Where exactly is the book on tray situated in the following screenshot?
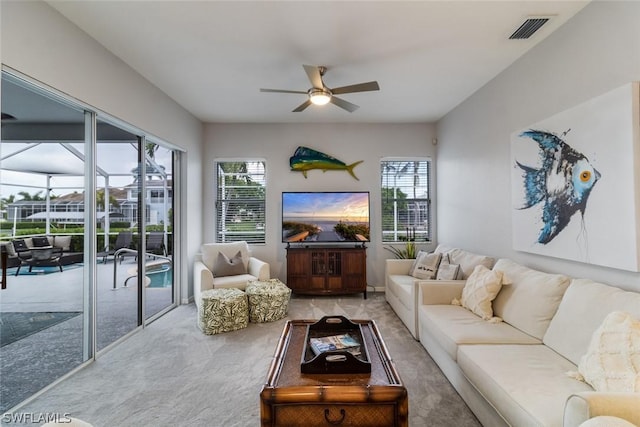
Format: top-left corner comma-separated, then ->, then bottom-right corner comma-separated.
309,333 -> 361,357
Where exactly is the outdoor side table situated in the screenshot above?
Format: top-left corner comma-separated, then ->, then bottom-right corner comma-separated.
246,279 -> 291,323
198,288 -> 248,334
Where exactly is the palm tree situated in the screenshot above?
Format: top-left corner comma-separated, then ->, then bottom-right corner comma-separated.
145,142 -> 158,159
96,189 -> 120,211
0,194 -> 15,210
17,191 -> 45,201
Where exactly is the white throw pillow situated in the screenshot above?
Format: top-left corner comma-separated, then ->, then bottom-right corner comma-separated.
411,252 -> 442,280
460,265 -> 505,320
437,254 -> 462,280
436,262 -> 460,280
578,416 -> 638,427
578,311 -> 640,392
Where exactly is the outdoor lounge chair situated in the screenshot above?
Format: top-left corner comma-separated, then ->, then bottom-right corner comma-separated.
145,232 -> 166,256
98,231 -> 133,263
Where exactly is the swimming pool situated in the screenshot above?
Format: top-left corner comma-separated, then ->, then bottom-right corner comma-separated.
147,264 -> 173,288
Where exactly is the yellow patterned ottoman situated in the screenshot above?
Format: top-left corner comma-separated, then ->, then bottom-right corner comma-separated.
246,279 -> 292,323
198,288 -> 248,334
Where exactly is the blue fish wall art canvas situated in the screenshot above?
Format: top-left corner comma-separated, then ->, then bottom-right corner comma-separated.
511,82 -> 640,272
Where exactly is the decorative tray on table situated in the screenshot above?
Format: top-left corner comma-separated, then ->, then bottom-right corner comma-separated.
300,315 -> 371,374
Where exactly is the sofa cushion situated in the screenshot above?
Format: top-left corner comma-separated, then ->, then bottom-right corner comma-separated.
492,259 -> 571,340
578,311 -> 640,392
419,305 -> 540,360
32,236 -> 51,247
411,251 -> 441,280
446,248 -> 495,279
212,273 -> 257,290
457,344 -> 593,427
543,279 -> 640,365
53,235 -> 72,251
3,242 -> 17,257
387,274 -> 415,311
460,265 -> 505,320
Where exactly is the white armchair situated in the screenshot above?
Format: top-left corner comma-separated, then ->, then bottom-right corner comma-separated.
193,241 -> 270,309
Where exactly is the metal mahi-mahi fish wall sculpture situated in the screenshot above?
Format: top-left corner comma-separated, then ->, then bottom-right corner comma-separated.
289,146 -> 363,180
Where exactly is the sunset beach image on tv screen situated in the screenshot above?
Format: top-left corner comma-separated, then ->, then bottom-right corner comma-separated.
282,192 -> 370,242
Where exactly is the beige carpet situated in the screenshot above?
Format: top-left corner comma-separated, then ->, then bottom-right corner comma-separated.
8,293 -> 480,426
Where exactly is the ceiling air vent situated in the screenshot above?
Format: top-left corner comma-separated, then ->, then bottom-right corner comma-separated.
509,17 -> 551,40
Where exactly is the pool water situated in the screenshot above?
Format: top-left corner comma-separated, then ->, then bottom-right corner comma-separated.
147,266 -> 173,288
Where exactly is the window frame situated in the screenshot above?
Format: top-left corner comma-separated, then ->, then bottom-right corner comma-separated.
380,157 -> 432,243
214,159 -> 267,244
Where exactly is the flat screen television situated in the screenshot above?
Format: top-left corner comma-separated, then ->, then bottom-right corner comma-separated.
282,191 -> 370,243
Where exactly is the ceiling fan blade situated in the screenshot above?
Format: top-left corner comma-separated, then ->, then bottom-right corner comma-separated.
303,65 -> 324,89
260,88 -> 307,94
330,96 -> 359,113
292,99 -> 312,112
331,81 -> 380,95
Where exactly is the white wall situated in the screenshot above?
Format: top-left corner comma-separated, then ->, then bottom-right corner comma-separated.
1,1 -> 204,301
436,1 -> 640,291
204,123 -> 436,289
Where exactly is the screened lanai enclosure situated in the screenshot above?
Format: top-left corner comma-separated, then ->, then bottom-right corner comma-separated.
0,71 -> 181,412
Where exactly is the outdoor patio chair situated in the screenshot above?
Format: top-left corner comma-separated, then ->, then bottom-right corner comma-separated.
98,231 -> 133,263
11,239 -> 32,259
15,245 -> 63,275
145,231 -> 166,257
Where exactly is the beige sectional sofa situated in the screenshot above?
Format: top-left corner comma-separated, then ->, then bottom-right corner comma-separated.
385,245 -> 495,339
417,257 -> 640,427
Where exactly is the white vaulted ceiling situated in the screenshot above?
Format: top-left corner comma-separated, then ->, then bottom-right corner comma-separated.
46,1 -> 589,123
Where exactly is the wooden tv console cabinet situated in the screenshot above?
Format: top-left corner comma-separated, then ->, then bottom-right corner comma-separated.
286,246 -> 367,299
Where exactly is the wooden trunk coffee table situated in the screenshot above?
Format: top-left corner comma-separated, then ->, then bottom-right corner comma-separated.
260,319 -> 408,426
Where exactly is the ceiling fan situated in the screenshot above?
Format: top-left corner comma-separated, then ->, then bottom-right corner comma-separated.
260,65 -> 380,113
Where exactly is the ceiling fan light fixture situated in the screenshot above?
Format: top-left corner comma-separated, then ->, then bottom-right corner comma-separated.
309,89 -> 332,106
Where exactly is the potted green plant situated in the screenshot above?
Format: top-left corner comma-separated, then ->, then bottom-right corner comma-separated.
384,241 -> 417,259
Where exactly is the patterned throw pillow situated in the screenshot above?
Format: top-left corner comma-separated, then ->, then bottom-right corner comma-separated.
411,252 -> 442,280
460,265 -> 505,320
409,250 -> 429,276
578,311 -> 640,392
213,251 -> 247,277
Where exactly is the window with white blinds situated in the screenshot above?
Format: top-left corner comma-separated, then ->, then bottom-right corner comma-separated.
215,160 -> 266,244
380,159 -> 431,243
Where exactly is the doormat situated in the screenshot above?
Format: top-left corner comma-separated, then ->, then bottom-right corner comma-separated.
0,311 -> 81,347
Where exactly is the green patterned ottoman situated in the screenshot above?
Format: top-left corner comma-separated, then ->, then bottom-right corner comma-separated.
246,279 -> 292,323
198,288 -> 248,334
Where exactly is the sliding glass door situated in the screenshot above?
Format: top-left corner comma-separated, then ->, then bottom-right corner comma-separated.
143,142 -> 174,319
0,73 -> 90,412
95,120 -> 143,351
0,70 -> 180,411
